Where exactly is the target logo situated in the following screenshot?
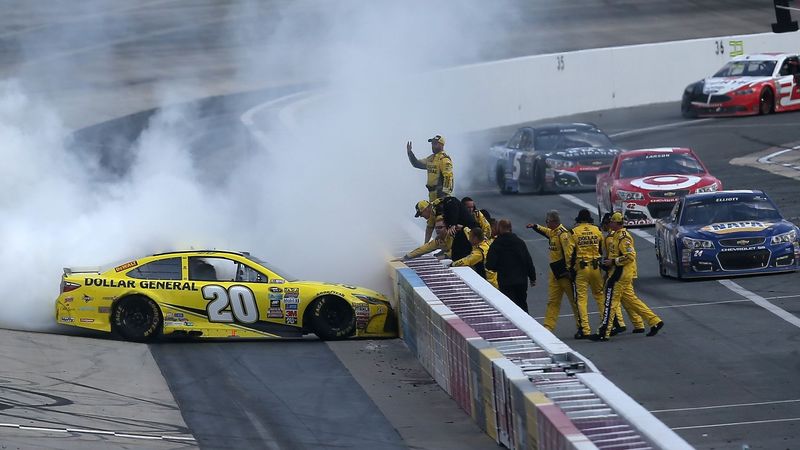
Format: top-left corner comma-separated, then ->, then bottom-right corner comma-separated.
630,175 -> 701,190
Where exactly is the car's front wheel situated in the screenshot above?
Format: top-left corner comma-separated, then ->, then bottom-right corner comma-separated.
307,296 -> 356,340
113,296 -> 162,342
759,88 -> 774,115
531,161 -> 545,194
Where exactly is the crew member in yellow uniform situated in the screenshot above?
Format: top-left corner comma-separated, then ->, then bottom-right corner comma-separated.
592,212 -> 664,341
569,209 -> 606,339
461,197 -> 492,238
526,210 -> 581,334
452,227 -> 498,288
600,213 -> 644,334
402,217 -> 453,260
407,135 -> 454,239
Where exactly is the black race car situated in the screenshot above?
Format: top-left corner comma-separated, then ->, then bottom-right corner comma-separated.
487,123 -> 621,194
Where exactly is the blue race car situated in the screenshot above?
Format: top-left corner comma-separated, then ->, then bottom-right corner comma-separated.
655,190 -> 800,279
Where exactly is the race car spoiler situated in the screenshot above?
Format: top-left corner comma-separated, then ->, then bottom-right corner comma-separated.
63,266 -> 101,276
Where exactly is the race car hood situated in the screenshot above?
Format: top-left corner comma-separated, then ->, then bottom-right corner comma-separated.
682,220 -> 795,238
614,174 -> 715,191
543,147 -> 620,161
702,76 -> 769,95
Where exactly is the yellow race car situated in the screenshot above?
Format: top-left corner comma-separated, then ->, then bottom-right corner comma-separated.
55,250 -> 397,341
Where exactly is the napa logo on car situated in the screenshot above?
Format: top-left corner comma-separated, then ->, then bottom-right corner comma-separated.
700,221 -> 773,234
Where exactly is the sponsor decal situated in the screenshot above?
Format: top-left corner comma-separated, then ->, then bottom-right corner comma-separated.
340,285 -> 357,290
700,221 -> 773,234
61,317 -> 74,323
645,154 -> 670,159
629,175 -> 701,190
83,278 -> 199,291
284,288 -> 299,298
285,303 -> 298,311
269,287 -> 283,293
283,297 -> 299,304
270,279 -> 285,284
285,317 -> 297,325
64,297 -> 74,303
318,290 -> 345,297
102,296 -> 116,300
285,310 -> 298,318
267,307 -> 283,319
79,318 -> 94,323
78,306 -> 94,311
715,197 -> 738,202
165,313 -> 175,321
737,239 -> 750,246
269,293 -> 283,302
83,295 -> 92,303
720,246 -> 766,252
270,299 -> 281,307
98,307 -> 110,314
174,313 -> 184,319
114,261 -> 138,272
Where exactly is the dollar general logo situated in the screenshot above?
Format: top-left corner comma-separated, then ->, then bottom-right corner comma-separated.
729,40 -> 744,57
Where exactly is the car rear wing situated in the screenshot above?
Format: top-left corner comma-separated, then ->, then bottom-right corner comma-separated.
63,267 -> 101,276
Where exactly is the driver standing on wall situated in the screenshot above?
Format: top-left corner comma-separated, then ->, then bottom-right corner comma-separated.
407,135 -> 454,241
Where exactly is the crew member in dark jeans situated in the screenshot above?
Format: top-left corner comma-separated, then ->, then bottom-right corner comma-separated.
485,219 -> 536,313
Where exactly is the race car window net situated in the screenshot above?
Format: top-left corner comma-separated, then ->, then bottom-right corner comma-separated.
534,130 -> 613,151
681,198 -> 782,225
618,153 -> 704,179
242,254 -> 298,282
713,60 -> 777,78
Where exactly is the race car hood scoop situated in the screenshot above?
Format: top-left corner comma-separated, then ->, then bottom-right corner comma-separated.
702,76 -> 766,95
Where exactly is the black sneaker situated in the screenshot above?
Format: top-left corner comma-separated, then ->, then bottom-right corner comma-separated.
632,328 -> 645,334
610,326 -> 627,336
574,330 -> 587,340
588,334 -> 609,342
646,321 -> 664,337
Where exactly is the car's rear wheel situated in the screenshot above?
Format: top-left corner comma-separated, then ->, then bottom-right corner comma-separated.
759,88 -> 774,115
681,98 -> 697,119
307,296 -> 356,340
113,296 -> 162,342
658,256 -> 668,278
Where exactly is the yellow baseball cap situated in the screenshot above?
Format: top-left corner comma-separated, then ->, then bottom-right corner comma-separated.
427,135 -> 445,145
610,211 -> 624,223
414,200 -> 430,217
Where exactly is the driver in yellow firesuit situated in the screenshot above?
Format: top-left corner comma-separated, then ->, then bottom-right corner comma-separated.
600,212 -> 644,334
591,212 -> 664,341
526,210 -> 581,335
407,135 -> 454,241
452,227 -> 498,288
402,217 -> 452,260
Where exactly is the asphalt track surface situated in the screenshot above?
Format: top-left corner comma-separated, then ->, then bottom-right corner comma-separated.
467,105 -> 800,449
0,1 -> 795,449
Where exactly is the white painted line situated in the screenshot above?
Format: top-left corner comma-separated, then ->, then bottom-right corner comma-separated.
0,421 -> 197,441
757,145 -> 800,164
608,119 -> 712,139
672,416 -> 800,431
652,398 -> 800,413
718,279 -> 800,329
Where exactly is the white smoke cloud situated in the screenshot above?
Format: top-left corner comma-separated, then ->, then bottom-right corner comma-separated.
0,0 -> 522,331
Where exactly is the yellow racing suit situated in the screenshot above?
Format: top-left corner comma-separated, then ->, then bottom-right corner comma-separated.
408,151 -> 454,201
530,224 -> 579,332
599,229 -> 661,339
452,237 -> 498,288
570,223 -> 606,336
602,231 -> 643,331
474,210 -> 492,239
405,234 -> 453,259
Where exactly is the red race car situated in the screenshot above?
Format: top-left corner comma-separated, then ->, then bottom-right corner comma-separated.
596,148 -> 722,226
681,53 -> 800,118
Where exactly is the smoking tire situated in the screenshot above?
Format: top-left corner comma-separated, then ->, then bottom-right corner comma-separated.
307,296 -> 356,340
113,296 -> 162,342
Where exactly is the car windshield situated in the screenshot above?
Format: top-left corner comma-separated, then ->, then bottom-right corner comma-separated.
681,195 -> 783,226
618,153 -> 705,179
713,60 -> 776,77
243,254 -> 297,281
534,128 -> 613,151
